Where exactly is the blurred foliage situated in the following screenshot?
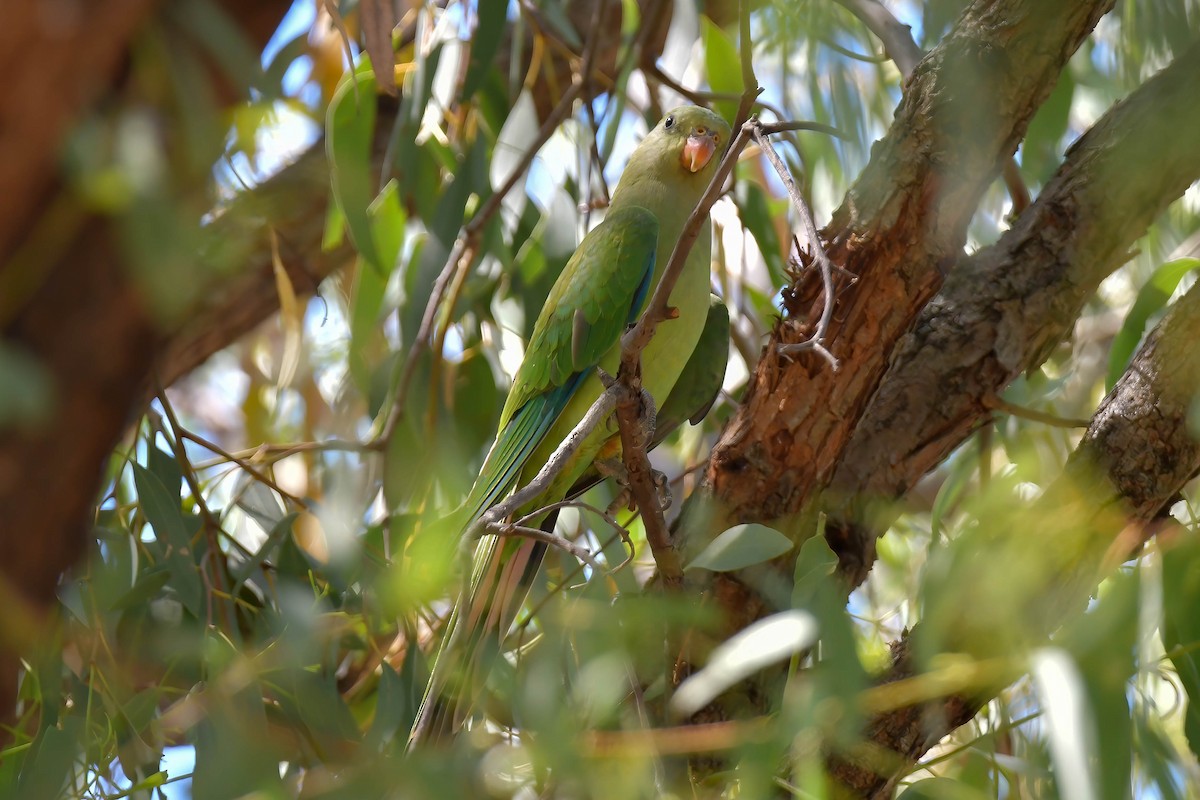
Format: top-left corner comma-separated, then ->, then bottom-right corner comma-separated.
5,0 -> 1200,798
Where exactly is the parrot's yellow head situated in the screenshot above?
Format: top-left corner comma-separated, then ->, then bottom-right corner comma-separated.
608,106 -> 730,212
624,106 -> 731,184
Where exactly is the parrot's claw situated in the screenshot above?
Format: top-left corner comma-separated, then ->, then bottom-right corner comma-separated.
596,458 -> 673,515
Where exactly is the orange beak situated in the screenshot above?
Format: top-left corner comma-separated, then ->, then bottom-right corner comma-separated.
681,129 -> 719,173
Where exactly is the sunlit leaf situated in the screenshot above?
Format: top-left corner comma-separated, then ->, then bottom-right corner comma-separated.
896,777 -> 993,800
327,69 -> 383,271
1162,530 -> 1200,763
461,0 -> 506,101
1030,648 -> 1099,800
131,464 -> 204,617
685,523 -> 793,572
1106,258 -> 1200,390
672,610 -> 818,718
702,17 -> 743,124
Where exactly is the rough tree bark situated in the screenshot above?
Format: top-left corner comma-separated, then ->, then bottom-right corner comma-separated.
3,0 -> 1199,795
0,0 -> 294,734
673,1 -> 1200,794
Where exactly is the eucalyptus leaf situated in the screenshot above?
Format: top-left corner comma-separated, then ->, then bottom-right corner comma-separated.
686,523 -> 793,572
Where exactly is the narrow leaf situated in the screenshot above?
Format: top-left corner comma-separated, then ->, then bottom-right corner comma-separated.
326,70 -> 382,271
685,523 -> 792,572
1107,258 -> 1200,390
702,18 -> 742,124
671,610 -> 818,718
460,0 -> 506,101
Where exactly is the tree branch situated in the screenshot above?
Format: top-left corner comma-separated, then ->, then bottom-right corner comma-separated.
833,271 -> 1200,797
828,37 -> 1200,585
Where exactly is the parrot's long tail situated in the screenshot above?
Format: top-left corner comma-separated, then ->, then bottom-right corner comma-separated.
407,522 -> 553,747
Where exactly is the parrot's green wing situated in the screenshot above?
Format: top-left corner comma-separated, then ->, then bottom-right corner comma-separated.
565,294 -> 729,499
457,205 -> 659,528
654,293 -> 730,432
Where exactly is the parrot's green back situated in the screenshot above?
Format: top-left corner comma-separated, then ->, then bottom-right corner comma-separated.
410,106 -> 732,745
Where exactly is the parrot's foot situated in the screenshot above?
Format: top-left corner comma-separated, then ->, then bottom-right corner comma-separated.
596,458 -> 673,516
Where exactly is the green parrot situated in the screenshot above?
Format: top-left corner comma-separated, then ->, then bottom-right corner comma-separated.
568,293 -> 730,501
409,106 -> 732,744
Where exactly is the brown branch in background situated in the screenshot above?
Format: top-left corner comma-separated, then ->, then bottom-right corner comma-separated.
982,394 -> 1089,428
833,0 -> 924,76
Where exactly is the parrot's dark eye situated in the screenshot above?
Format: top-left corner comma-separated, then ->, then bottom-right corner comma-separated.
664,115 -> 676,130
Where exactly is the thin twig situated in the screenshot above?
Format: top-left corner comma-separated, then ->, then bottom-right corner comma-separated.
755,129 -> 840,369
758,119 -> 849,140
191,438 -> 376,470
491,522 -> 605,572
517,498 -> 635,568
819,36 -> 889,64
175,427 -> 312,510
470,383 -> 623,538
153,387 -> 233,632
982,394 -> 1091,428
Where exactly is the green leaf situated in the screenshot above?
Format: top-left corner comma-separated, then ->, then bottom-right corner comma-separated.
460,0 -> 507,101
131,464 -> 204,617
686,523 -> 792,572
736,180 -> 787,288
1107,258 -> 1200,390
790,527 -> 838,610
108,569 -> 172,613
349,179 -> 406,391
702,17 -> 742,124
1163,530 -> 1200,763
364,662 -> 405,752
930,446 -> 977,543
145,447 -> 182,500
539,1 -> 583,50
231,512 -> 297,587
1021,66 -> 1075,181
326,70 -> 383,272
18,716 -> 82,798
292,670 -> 362,745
